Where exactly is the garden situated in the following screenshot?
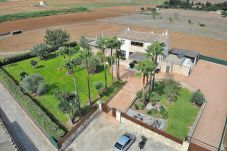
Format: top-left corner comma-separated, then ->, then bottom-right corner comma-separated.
0,29 -> 125,142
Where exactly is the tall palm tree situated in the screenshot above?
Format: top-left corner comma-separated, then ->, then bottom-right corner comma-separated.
106,37 -> 116,82
146,41 -> 165,90
114,39 -> 123,80
136,60 -> 155,104
79,36 -> 95,105
96,35 -> 108,89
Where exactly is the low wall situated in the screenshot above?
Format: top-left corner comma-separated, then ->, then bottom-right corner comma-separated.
121,113 -> 183,151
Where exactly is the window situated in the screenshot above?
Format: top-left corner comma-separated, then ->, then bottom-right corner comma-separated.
131,41 -> 143,47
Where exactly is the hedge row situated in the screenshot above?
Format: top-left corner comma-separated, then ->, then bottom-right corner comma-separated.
0,52 -> 34,66
0,68 -> 65,140
0,7 -> 89,23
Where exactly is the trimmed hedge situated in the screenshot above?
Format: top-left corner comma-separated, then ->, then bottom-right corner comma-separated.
0,52 -> 35,66
0,68 -> 65,140
0,7 -> 89,23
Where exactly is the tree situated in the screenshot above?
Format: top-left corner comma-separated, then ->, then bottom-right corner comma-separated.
63,59 -> 74,74
20,74 -> 47,95
96,35 -> 108,89
146,41 -> 164,90
79,37 -> 95,105
19,71 -> 28,80
191,90 -> 205,106
31,43 -> 48,60
54,91 -> 80,123
44,28 -> 70,50
136,60 -> 155,104
30,60 -> 37,68
58,46 -> 72,59
114,39 -> 123,80
94,82 -> 104,97
106,37 -> 119,82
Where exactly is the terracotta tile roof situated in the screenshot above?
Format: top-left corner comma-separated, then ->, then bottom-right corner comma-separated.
117,29 -> 166,43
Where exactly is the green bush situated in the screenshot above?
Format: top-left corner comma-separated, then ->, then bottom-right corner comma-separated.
134,102 -> 145,110
147,108 -> 158,115
0,52 -> 35,66
0,7 -> 89,23
0,68 -> 65,140
159,106 -> 168,119
191,90 -> 205,106
149,92 -> 161,103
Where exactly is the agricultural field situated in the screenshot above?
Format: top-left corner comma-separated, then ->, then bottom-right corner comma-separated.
3,51 -> 113,125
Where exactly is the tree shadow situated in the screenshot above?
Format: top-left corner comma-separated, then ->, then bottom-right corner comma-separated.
94,64 -> 104,73
46,53 -> 58,60
46,83 -> 59,93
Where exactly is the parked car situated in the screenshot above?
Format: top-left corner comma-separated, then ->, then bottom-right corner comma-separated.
114,133 -> 136,151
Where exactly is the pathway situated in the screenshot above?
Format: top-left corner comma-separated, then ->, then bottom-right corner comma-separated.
0,82 -> 56,151
108,65 -> 143,112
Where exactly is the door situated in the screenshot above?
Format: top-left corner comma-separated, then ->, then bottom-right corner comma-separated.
166,66 -> 170,73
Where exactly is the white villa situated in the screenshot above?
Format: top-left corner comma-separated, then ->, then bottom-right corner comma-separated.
117,28 -> 169,62
88,28 -> 199,76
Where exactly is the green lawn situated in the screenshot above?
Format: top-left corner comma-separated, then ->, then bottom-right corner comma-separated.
160,88 -> 199,140
4,52 -> 112,124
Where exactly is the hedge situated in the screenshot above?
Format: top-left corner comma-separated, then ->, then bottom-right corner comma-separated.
0,52 -> 35,66
0,7 -> 89,23
0,68 -> 65,140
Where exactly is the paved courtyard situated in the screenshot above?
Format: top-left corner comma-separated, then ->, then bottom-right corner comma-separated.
185,60 -> 227,150
66,112 -> 178,151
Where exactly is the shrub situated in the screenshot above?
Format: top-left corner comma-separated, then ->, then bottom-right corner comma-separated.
140,7 -> 145,11
199,23 -> 206,27
150,92 -> 161,103
0,68 -> 65,139
163,79 -> 181,102
30,60 -> 37,68
136,90 -> 143,99
191,90 -> 205,106
134,102 -> 145,110
147,108 -> 158,115
159,105 -> 168,119
0,52 -> 34,66
36,82 -> 47,95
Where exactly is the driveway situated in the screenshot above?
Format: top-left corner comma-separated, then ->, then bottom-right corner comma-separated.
185,60 -> 227,150
0,82 -> 55,151
66,112 -> 177,151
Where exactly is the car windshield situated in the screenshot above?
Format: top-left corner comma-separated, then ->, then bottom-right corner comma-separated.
115,142 -> 123,150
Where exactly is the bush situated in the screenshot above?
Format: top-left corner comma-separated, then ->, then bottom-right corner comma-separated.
30,60 -> 37,68
134,102 -> 145,110
147,108 -> 158,115
191,90 -> 205,106
0,68 -> 65,140
136,90 -> 143,99
140,7 -> 145,11
0,52 -> 34,66
149,92 -> 161,103
163,79 -> 181,102
199,23 -> 206,27
159,106 -> 168,119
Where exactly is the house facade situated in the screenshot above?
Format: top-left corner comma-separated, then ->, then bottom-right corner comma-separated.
117,28 -> 169,62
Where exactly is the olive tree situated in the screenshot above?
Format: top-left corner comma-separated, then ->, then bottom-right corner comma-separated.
31,43 -> 48,60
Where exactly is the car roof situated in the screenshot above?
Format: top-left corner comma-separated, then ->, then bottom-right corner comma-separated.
117,134 -> 130,145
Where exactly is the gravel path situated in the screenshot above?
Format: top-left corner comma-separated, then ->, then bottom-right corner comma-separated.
0,82 -> 56,151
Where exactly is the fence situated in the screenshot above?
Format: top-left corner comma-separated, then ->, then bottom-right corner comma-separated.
200,55 -> 227,66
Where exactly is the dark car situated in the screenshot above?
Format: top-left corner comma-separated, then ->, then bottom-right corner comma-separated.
114,133 -> 136,151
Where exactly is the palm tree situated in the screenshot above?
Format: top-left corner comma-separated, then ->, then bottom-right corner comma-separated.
79,36 -> 94,105
96,35 -> 108,89
106,37 -> 116,82
114,39 -> 123,80
146,41 -> 164,90
136,60 -> 155,104
94,81 -> 104,98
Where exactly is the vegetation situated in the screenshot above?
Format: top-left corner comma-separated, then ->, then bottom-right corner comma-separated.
94,82 -> 104,97
31,43 -> 49,60
20,74 -> 47,96
191,90 -> 205,106
44,29 -> 70,50
134,102 -> 145,110
159,0 -> 227,12
163,79 -> 181,102
3,51 -> 112,124
54,91 -> 80,123
0,7 -> 89,23
0,68 -> 65,140
30,60 -> 37,68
